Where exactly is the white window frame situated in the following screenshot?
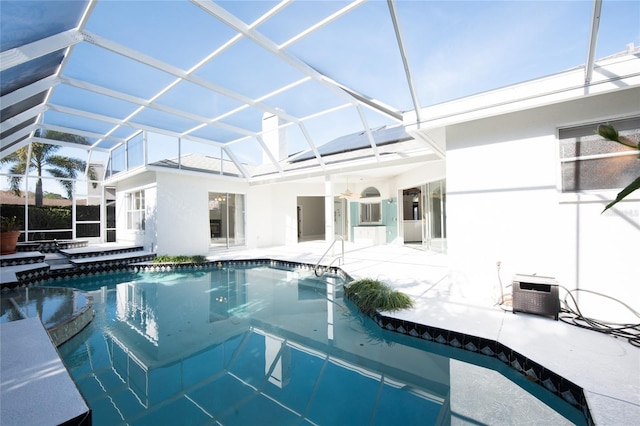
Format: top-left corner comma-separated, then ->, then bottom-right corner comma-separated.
126,190 -> 145,231
559,116 -> 640,195
359,186 -> 382,224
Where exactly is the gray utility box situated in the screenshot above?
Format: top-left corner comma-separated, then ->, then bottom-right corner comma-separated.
512,274 -> 560,320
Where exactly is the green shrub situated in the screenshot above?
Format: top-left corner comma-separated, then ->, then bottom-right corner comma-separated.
152,255 -> 209,264
344,278 -> 414,315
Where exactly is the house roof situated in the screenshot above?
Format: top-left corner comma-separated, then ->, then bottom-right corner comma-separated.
1,0 -> 638,183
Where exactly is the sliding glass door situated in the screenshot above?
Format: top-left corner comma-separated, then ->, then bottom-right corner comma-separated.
208,192 -> 245,248
402,179 -> 446,252
422,180 -> 446,252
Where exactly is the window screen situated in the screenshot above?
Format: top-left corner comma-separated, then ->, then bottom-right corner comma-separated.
559,117 -> 640,192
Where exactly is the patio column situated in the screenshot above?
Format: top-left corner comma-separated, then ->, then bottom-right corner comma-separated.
325,176 -> 334,243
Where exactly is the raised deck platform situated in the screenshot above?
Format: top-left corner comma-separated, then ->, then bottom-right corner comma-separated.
0,243 -> 155,289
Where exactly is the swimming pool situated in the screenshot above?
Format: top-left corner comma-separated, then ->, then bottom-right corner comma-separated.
49,264 -> 584,425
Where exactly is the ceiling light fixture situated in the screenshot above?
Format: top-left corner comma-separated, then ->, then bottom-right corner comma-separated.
339,178 -> 361,200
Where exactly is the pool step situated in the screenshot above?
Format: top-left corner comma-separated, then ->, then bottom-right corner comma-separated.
16,240 -> 89,253
45,252 -> 70,266
59,244 -> 146,259
0,244 -> 155,287
0,262 -> 51,289
69,250 -> 155,274
1,251 -> 45,268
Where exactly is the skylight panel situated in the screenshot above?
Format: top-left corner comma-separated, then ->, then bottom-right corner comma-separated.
214,0 -> 281,29
217,106 -> 265,134
49,85 -> 140,121
155,80 -> 245,120
285,1 -> 411,112
92,139 -> 120,151
257,0 -> 353,46
42,110 -> 116,136
129,108 -> 203,135
84,1 -> 237,70
62,43 -> 177,99
188,124 -> 245,144
194,37 -> 306,100
0,1 -> 88,52
395,1 -> 593,107
108,126 -> 141,142
0,50 -> 64,96
262,79 -> 347,119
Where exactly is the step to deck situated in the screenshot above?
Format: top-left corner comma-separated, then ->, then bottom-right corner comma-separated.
0,317 -> 91,425
69,251 -> 155,273
1,251 -> 45,268
45,252 -> 71,266
0,262 -> 50,289
60,244 -> 145,259
1,244 -> 155,286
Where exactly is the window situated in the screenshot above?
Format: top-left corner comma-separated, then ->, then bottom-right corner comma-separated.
359,186 -> 381,224
559,117 -> 640,192
360,202 -> 381,223
126,190 -> 145,230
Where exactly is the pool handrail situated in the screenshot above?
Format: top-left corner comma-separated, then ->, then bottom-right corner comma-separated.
314,236 -> 344,277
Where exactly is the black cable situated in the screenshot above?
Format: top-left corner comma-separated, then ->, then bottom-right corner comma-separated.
558,286 -> 640,347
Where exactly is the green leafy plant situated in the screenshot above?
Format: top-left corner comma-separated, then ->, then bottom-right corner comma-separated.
597,124 -> 640,212
344,278 -> 414,315
1,216 -> 21,233
153,255 -> 208,264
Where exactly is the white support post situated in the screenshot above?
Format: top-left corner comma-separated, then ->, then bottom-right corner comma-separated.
325,176 -> 335,244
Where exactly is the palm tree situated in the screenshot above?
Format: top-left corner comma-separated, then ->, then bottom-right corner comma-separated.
1,131 -> 97,206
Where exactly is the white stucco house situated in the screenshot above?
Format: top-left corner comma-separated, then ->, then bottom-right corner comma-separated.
107,48 -> 639,322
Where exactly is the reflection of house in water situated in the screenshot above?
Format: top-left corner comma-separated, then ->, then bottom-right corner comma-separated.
98,268 -> 572,423
102,267 -> 451,420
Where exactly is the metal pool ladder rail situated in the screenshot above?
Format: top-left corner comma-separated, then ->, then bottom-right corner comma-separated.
314,236 -> 345,277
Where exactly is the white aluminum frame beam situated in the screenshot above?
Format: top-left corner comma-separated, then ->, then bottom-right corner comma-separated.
0,29 -> 84,72
0,125 -> 36,155
0,104 -> 46,133
0,75 -> 59,110
387,0 -> 422,124
585,0 -> 602,84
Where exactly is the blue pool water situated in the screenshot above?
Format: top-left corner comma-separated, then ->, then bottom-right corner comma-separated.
49,265 -> 584,425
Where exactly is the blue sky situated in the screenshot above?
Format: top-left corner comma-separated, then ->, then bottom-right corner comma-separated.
1,0 -> 639,195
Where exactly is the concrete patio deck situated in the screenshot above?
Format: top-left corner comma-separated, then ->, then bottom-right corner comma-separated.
208,241 -> 640,426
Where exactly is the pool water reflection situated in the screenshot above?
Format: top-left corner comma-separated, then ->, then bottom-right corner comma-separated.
50,266 -> 584,425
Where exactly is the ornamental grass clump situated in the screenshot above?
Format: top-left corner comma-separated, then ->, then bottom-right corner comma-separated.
344,278 -> 414,316
153,255 -> 208,264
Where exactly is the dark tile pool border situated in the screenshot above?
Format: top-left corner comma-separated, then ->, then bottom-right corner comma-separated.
98,259 -> 593,425
369,312 -> 593,425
